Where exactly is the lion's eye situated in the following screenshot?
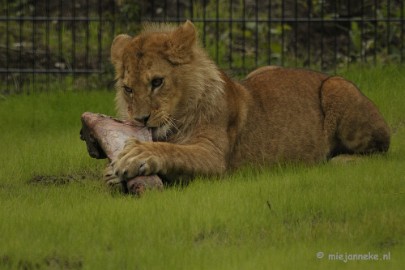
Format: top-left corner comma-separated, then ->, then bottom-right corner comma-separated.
151,78 -> 164,90
123,85 -> 133,94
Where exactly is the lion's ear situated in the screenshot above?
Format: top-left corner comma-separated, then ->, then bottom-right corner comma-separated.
111,34 -> 132,73
166,20 -> 197,64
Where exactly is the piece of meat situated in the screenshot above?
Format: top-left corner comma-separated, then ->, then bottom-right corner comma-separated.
80,112 -> 163,195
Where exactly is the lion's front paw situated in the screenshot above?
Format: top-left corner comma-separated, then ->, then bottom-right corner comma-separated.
112,139 -> 163,180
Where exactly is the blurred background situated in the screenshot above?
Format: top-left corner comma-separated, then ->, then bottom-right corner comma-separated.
1,0 -> 404,94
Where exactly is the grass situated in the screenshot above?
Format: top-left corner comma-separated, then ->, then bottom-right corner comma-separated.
0,66 -> 404,269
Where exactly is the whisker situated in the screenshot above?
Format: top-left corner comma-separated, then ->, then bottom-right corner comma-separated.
152,109 -> 182,140
168,116 -> 178,132
163,113 -> 180,139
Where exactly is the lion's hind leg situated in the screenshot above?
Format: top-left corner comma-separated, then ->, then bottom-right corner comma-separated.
321,76 -> 390,158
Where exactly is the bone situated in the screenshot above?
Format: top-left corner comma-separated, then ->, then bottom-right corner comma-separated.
80,112 -> 163,195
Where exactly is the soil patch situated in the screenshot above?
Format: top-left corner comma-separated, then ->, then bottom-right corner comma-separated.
27,171 -> 100,186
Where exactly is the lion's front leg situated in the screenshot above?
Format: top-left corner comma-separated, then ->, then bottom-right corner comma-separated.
112,138 -> 227,180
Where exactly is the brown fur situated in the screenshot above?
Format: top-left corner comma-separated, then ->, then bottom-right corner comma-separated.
109,21 -> 390,183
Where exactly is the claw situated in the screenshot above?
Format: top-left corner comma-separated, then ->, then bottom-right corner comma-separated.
139,162 -> 147,175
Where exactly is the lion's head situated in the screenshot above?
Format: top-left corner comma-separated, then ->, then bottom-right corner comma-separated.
111,21 -> 224,141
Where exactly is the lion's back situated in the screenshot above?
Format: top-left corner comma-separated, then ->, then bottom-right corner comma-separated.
231,67 -> 330,168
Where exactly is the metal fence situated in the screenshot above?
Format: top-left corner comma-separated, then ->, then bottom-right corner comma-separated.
0,0 -> 115,93
1,0 -> 404,94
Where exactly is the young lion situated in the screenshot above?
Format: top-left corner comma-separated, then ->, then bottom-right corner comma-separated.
109,20 -> 390,185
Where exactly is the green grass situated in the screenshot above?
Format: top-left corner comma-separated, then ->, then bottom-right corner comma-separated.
0,66 -> 404,269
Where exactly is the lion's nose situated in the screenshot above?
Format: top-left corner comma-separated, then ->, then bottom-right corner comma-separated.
135,114 -> 150,126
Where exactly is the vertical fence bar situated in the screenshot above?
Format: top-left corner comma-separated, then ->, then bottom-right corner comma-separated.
373,0 -> 377,64
229,0 -> 233,69
177,0 -> 180,21
242,0 -> 246,70
98,0 -> 102,81
73,0 -> 77,85
347,0 -> 351,66
320,0 -> 324,70
306,0 -> 311,67
5,1 -> 9,93
294,0 -> 298,66
255,0 -> 259,67
401,0 -> 404,63
58,0 -> 63,84
203,0 -> 206,46
112,0 -> 116,37
360,0 -> 364,62
46,0 -> 50,91
19,0 -> 23,92
32,1 -> 35,92
85,0 -> 90,74
215,0 -> 219,63
281,0 -> 285,66
267,0 -> 271,65
387,0 -> 391,56
334,0 -> 338,71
